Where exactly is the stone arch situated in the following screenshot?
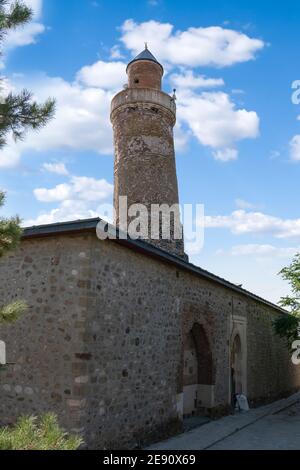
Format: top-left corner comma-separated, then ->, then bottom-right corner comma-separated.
181,303 -> 216,382
182,321 -> 214,416
191,323 -> 213,386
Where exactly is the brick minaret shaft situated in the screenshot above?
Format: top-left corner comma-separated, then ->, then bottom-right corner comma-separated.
110,47 -> 184,258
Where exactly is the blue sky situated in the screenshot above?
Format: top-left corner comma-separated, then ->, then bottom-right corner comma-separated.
1,0 -> 300,303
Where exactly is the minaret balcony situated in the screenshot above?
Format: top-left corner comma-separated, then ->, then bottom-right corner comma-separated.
111,88 -> 176,122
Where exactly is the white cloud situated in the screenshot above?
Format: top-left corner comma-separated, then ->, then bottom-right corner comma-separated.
24,199 -> 101,227
71,176 -> 113,201
0,142 -> 22,169
4,0 -> 42,19
170,71 -> 224,89
4,23 -> 45,49
213,148 -> 238,162
29,76 -> 114,154
1,58 -> 122,167
110,45 -> 124,60
26,174 -> 114,226
34,183 -> 71,202
76,60 -> 126,89
25,0 -> 43,19
174,122 -> 191,152
235,198 -> 259,210
204,210 -> 300,239
225,244 -> 300,258
270,150 -> 280,160
4,0 -> 45,51
231,89 -> 245,95
3,73 -> 116,164
24,198 -> 115,227
290,135 -> 300,161
177,90 -> 259,159
34,176 -> 113,203
121,19 -> 265,68
43,162 -> 69,176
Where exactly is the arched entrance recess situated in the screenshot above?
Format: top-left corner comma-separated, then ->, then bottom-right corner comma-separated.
183,323 -> 214,417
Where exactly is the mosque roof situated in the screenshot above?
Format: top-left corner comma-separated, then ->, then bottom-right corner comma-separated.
23,217 -> 287,315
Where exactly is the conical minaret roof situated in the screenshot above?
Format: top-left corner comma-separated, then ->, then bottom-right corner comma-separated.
126,45 -> 164,73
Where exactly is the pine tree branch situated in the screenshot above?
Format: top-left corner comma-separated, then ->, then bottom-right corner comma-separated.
0,2 -> 56,148
0,1 -> 32,38
0,190 -> 4,208
0,90 -> 56,149
0,214 -> 22,257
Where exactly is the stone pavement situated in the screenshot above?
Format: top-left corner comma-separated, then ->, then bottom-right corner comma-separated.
147,392 -> 300,450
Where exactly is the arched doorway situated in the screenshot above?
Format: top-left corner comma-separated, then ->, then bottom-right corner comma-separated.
231,334 -> 243,398
183,323 -> 213,417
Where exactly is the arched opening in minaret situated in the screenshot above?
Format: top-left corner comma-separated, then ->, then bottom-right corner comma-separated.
183,323 -> 213,417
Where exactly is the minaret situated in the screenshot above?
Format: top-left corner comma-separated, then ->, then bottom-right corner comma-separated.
110,46 -> 184,258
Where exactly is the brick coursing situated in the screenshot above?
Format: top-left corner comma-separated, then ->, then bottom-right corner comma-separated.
127,60 -> 163,90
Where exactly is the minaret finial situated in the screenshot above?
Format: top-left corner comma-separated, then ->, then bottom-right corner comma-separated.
145,42 -> 148,50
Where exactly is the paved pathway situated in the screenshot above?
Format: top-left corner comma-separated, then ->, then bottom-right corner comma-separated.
147,392 -> 300,450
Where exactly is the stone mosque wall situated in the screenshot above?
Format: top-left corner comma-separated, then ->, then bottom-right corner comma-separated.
0,230 -> 299,449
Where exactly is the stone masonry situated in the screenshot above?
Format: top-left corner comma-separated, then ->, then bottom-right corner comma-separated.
0,226 -> 299,449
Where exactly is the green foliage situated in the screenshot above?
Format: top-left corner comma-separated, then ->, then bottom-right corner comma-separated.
0,191 -> 23,257
0,1 -> 32,34
0,300 -> 27,323
0,214 -> 22,255
0,414 -> 83,450
273,254 -> 300,349
0,1 -> 55,149
0,192 -> 26,322
0,90 -> 55,149
273,313 -> 299,351
279,253 -> 300,312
